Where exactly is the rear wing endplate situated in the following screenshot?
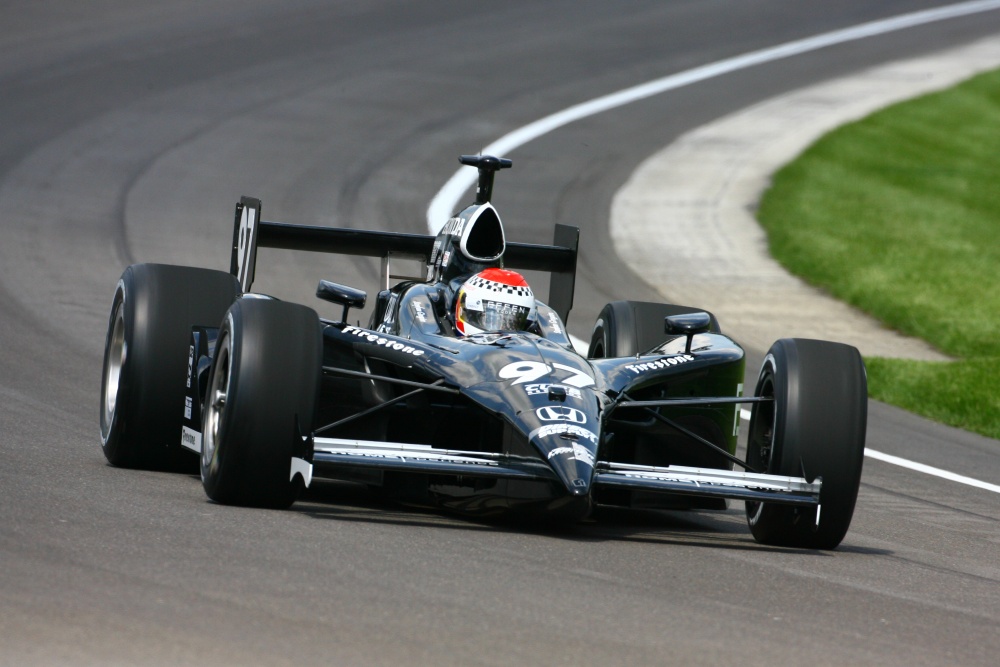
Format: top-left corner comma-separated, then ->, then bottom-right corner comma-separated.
230,196 -> 579,322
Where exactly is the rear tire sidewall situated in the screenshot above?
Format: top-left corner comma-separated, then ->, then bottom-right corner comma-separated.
100,283 -> 128,457
588,301 -> 720,358
588,301 -> 634,358
99,264 -> 239,470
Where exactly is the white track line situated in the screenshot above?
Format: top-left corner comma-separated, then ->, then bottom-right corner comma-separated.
863,449 -> 1000,493
426,0 -> 1000,231
737,410 -> 999,493
428,1 -> 1000,494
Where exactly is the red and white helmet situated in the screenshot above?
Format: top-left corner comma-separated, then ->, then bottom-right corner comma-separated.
455,268 -> 535,336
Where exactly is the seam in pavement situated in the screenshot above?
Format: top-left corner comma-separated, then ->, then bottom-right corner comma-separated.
611,35 -> 1000,360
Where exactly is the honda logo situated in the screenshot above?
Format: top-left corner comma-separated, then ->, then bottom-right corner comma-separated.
535,406 -> 586,423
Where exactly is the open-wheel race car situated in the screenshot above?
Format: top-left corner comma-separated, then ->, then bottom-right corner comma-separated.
100,154 -> 867,549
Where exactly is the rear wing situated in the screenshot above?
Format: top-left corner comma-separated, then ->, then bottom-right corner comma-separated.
230,196 -> 580,322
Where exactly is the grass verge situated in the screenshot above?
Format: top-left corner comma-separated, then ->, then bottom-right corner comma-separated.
757,67 -> 1000,439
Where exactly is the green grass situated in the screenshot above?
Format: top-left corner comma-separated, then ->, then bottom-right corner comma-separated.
865,357 -> 1000,436
756,67 -> 1000,439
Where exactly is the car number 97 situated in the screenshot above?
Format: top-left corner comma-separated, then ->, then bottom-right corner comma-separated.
499,361 -> 594,388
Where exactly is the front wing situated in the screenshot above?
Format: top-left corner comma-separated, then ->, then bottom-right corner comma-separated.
300,438 -> 822,508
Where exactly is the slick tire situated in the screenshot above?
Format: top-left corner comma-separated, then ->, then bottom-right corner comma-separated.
100,264 -> 239,470
200,298 -> 321,509
745,338 -> 868,550
587,301 -> 720,358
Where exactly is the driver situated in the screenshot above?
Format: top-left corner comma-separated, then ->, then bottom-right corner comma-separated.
454,268 -> 536,336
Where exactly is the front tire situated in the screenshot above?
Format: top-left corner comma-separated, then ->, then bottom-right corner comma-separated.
200,298 -> 321,509
100,264 -> 239,470
745,338 -> 868,549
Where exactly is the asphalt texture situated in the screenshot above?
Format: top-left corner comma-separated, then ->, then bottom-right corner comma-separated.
2,2 -> 1000,665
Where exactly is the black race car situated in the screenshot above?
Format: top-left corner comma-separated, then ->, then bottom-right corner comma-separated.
99,155 -> 867,549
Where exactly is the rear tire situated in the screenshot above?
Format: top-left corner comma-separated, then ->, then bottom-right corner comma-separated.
587,301 -> 720,358
745,338 -> 867,549
100,264 -> 239,470
200,298 -> 322,509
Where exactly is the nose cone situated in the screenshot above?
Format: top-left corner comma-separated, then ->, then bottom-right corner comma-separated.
528,424 -> 598,497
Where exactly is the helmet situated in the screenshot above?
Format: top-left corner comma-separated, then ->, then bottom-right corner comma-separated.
455,268 -> 535,336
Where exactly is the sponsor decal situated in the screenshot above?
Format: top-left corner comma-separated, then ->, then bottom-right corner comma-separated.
547,311 -> 562,334
484,300 -> 528,318
524,383 -> 582,399
621,472 -> 737,489
334,450 -> 494,467
529,423 -> 598,445
342,325 -> 425,356
546,443 -> 596,468
625,354 -> 695,374
180,426 -> 202,453
410,299 -> 429,323
429,237 -> 444,267
437,215 -> 466,239
376,292 -> 399,333
535,406 -> 587,424
184,396 -> 193,420
186,344 -> 194,388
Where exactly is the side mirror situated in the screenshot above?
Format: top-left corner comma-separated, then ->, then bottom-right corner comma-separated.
665,312 -> 712,354
317,280 -> 367,323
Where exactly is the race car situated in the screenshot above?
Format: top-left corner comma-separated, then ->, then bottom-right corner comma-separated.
99,154 -> 867,549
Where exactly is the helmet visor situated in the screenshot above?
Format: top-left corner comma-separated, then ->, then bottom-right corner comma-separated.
464,299 -> 530,332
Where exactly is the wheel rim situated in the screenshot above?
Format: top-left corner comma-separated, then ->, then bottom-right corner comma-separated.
745,364 -> 776,524
201,333 -> 231,474
102,299 -> 126,433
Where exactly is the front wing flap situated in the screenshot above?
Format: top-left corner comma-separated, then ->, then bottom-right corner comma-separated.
311,437 -> 557,481
593,462 -> 821,507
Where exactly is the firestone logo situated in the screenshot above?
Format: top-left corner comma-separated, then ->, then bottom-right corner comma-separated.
343,326 -> 425,356
625,354 -> 695,374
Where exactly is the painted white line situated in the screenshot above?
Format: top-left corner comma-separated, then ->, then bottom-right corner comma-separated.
738,410 -> 1000,493
426,0 -> 1000,231
864,448 -> 1000,493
